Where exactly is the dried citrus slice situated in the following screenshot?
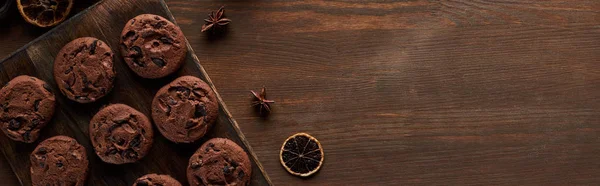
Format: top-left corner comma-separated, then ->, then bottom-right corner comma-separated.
280,133 -> 324,177
17,0 -> 73,27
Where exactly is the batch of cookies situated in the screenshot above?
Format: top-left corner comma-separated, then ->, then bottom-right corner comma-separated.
0,14 -> 251,186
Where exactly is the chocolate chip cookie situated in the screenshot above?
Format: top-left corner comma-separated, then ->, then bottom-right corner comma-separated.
89,104 -> 153,164
151,76 -> 218,143
30,136 -> 88,186
0,75 -> 55,143
187,138 -> 252,186
133,174 -> 182,186
120,14 -> 187,79
54,37 -> 115,103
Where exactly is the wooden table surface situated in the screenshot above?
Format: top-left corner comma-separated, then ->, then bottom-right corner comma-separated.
2,0 -> 600,185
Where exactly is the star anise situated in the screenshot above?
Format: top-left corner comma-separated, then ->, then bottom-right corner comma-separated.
251,86 -> 275,115
201,6 -> 231,32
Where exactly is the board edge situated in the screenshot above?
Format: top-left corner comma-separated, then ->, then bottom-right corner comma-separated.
157,1 -> 274,185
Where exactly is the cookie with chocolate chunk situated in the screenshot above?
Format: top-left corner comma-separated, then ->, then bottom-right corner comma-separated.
133,174 -> 182,186
187,138 -> 252,186
54,37 -> 115,103
89,104 -> 153,164
120,14 -> 187,79
30,136 -> 88,186
0,75 -> 55,143
151,76 -> 218,143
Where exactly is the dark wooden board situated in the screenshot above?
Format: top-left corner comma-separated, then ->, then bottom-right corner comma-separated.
0,0 -> 272,185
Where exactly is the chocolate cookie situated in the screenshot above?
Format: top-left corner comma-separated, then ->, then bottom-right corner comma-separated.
151,76 -> 218,143
89,104 -> 153,164
30,136 -> 88,186
120,14 -> 187,79
187,138 -> 252,186
0,75 -> 55,143
133,174 -> 182,186
54,37 -> 115,103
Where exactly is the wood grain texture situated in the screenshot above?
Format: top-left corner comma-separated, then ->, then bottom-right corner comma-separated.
0,0 -> 270,185
2,0 -> 600,185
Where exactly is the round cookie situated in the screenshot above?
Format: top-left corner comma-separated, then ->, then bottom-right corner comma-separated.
187,138 -> 252,186
133,174 -> 182,186
89,104 -> 153,164
54,37 -> 115,103
151,76 -> 218,143
30,136 -> 88,186
0,75 -> 55,143
120,14 -> 187,79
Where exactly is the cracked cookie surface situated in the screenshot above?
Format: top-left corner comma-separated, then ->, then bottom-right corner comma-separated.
54,37 -> 115,103
120,14 -> 187,79
89,104 -> 153,164
0,75 -> 55,143
133,174 -> 182,186
187,138 -> 252,186
151,76 -> 218,143
30,136 -> 88,186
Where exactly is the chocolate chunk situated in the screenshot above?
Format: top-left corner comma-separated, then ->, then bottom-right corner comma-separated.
36,147 -> 47,154
132,58 -> 145,67
89,40 -> 98,54
42,83 -> 52,93
151,58 -> 166,67
130,46 -> 142,58
194,175 -> 203,183
23,131 -> 31,141
169,86 -> 190,98
237,170 -> 245,179
7,119 -> 20,130
64,66 -> 73,74
141,30 -> 157,38
153,21 -> 166,28
191,162 -> 201,169
159,37 -> 173,44
167,97 -> 177,105
33,99 -> 40,112
194,104 -> 206,118
129,134 -> 141,148
223,165 -> 232,175
136,180 -> 149,186
230,161 -> 238,168
30,119 -> 40,128
123,31 -> 136,40
56,160 -> 63,167
106,148 -> 118,155
116,138 -> 126,146
185,121 -> 196,129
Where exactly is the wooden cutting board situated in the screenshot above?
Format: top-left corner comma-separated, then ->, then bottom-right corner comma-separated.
0,0 -> 272,185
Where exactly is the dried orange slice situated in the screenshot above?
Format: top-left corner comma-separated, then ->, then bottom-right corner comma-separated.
280,133 -> 324,177
17,0 -> 73,27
